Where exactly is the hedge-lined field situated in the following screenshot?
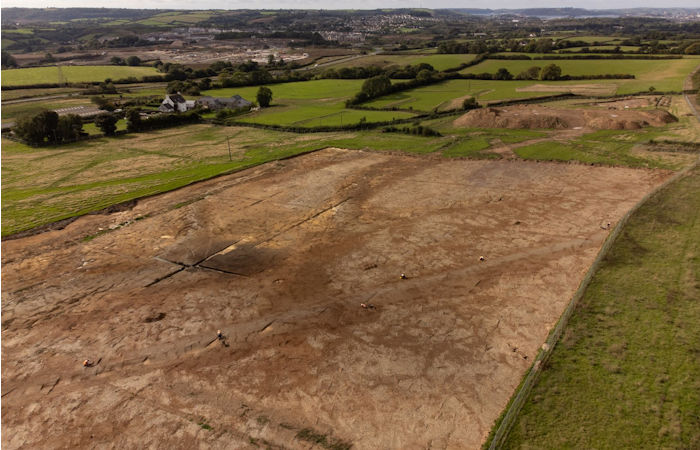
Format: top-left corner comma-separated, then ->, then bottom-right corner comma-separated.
204,79 -> 417,127
1,65 -> 159,87
323,53 -> 478,71
461,58 -> 700,93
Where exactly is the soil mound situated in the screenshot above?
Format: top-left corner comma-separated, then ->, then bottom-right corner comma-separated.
454,105 -> 677,130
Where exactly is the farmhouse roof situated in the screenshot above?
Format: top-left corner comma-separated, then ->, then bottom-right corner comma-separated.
167,93 -> 187,104
196,95 -> 252,110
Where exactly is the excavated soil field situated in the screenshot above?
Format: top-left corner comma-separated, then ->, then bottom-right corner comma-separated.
1,149 -> 671,449
454,105 -> 677,130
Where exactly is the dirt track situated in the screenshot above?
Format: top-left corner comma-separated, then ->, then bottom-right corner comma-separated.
1,149 -> 671,449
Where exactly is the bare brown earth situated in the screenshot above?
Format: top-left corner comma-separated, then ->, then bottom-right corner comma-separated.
454,105 -> 677,130
1,149 -> 671,449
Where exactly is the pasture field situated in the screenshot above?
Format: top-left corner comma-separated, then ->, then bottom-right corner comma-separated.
559,35 -> 622,43
321,53 -> 478,71
129,11 -> 214,26
204,79 -> 366,101
239,104 -> 415,127
502,164 -> 700,449
0,86 -> 84,101
363,79 -> 564,111
2,28 -> 34,35
461,58 -> 700,93
205,79 -> 417,127
1,97 -> 94,121
1,65 -> 160,87
363,77 -> 653,111
82,118 -> 127,135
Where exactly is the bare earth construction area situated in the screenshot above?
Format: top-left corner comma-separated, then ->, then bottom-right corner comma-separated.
1,149 -> 671,449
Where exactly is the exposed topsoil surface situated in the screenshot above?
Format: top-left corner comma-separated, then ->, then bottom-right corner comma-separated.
1,149 -> 671,449
454,104 -> 677,130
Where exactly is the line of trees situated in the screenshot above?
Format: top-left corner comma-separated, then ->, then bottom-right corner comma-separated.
110,55 -> 142,66
437,38 -> 700,56
13,111 -> 85,145
464,64 -> 633,81
382,125 -> 442,137
318,63 -> 437,80
125,108 -> 201,132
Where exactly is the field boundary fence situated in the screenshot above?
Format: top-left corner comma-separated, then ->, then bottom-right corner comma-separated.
485,156 -> 699,449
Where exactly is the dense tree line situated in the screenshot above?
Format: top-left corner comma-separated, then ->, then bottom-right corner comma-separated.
110,55 -> 142,66
318,63 -> 437,80
382,125 -> 442,137
489,54 -> 681,60
2,51 -> 18,68
438,37 -> 700,55
94,113 -> 119,135
125,108 -> 201,132
13,111 -> 85,145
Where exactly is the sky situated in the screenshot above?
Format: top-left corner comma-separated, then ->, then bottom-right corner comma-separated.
2,1 -> 699,9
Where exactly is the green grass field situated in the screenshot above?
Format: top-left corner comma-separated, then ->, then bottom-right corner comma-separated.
514,128 -> 690,170
1,65 -> 160,87
462,58 -> 700,93
204,79 -> 417,127
0,87 -> 85,101
559,35 -> 622,43
502,164 -> 700,449
364,79 -> 565,111
364,58 -> 699,112
205,79 -> 366,100
1,98 -> 94,121
128,11 -> 213,27
2,28 -> 34,35
83,119 -> 127,135
322,54 -> 477,71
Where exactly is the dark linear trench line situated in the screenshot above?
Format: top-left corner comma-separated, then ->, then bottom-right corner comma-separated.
145,197 -> 352,286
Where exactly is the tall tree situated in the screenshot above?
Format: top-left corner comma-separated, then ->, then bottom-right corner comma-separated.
56,114 -> 83,143
1,50 -> 18,68
256,86 -> 273,107
361,74 -> 391,98
95,113 -> 118,135
540,64 -> 562,81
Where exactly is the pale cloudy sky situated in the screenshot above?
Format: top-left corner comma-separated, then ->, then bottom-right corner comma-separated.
2,1 -> 699,9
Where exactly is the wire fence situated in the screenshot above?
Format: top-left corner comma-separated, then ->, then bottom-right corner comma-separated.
487,156 -> 699,449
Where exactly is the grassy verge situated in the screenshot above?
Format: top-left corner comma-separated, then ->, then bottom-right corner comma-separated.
514,128 -> 690,170
501,164 -> 700,449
